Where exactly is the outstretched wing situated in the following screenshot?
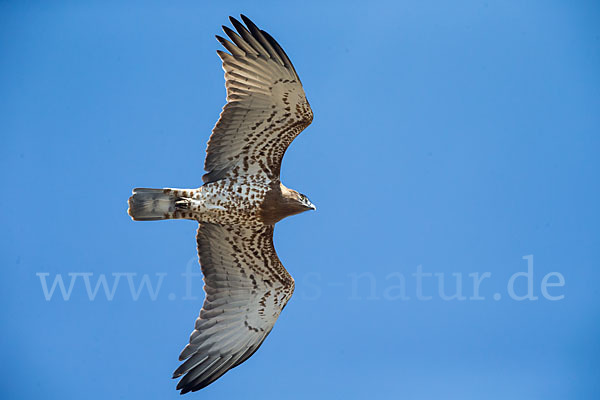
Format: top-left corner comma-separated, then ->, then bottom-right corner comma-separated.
173,223 -> 295,393
203,15 -> 313,184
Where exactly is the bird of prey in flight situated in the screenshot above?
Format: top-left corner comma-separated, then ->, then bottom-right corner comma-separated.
127,15 -> 315,394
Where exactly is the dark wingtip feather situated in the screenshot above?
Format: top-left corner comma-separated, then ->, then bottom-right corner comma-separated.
240,14 -> 256,30
260,29 -> 300,80
230,15 -> 254,40
229,15 -> 244,31
215,35 -> 235,55
222,26 -> 237,41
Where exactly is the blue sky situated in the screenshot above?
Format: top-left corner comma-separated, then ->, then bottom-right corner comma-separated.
1,1 -> 599,398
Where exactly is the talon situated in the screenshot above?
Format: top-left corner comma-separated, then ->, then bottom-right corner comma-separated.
175,198 -> 191,210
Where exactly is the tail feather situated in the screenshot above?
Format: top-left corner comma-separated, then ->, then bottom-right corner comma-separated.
128,188 -> 178,221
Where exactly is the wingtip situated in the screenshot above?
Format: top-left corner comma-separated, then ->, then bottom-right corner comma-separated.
240,14 -> 253,27
228,15 -> 239,26
229,15 -> 248,34
215,35 -> 226,45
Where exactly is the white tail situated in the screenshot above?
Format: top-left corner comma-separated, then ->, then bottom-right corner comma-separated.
127,188 -> 179,221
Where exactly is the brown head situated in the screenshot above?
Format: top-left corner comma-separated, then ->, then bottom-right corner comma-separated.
282,185 -> 316,211
259,183 -> 316,225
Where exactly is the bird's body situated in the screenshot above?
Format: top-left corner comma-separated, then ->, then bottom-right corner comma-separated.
130,179 -> 312,225
127,15 -> 315,394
